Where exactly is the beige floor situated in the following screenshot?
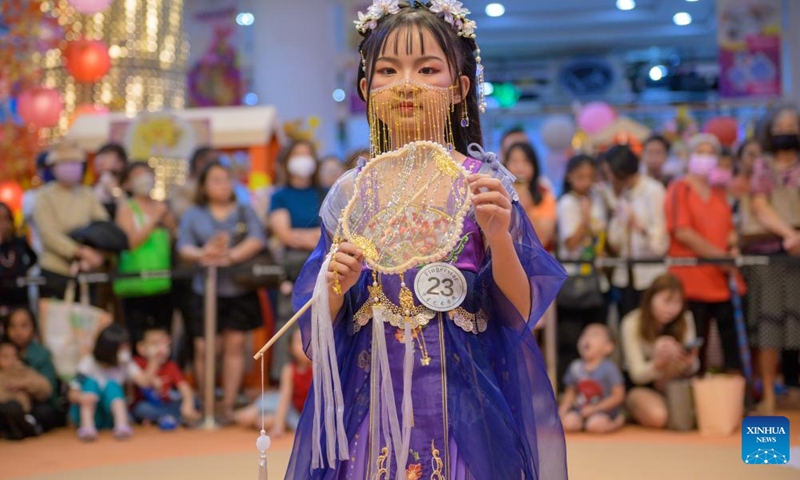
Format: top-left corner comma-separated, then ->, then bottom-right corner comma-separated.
2,417 -> 799,480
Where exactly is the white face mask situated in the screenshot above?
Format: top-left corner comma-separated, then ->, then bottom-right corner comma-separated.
287,155 -> 317,178
117,349 -> 132,364
130,173 -> 155,196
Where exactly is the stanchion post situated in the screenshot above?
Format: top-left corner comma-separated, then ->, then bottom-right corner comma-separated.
203,266 -> 218,430
545,302 -> 558,392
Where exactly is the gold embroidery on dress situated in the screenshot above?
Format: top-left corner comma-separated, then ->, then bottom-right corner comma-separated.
430,440 -> 444,480
354,273 -> 436,332
375,447 -> 389,480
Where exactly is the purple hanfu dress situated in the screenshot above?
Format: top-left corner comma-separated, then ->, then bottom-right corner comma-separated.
284,147 -> 568,480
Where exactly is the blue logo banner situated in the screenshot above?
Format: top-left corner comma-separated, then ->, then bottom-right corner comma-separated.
742,416 -> 790,465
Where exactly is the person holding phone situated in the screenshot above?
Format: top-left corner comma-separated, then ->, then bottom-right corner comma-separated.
620,274 -> 700,429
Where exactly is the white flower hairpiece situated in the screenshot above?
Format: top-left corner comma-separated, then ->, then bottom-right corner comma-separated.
355,0 -> 401,34
430,0 -> 475,38
354,0 -> 477,39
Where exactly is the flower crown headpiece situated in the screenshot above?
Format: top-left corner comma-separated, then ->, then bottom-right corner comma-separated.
355,0 -> 476,38
354,0 -> 486,113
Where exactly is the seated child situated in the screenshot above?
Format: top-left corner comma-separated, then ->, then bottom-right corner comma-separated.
235,328 -> 311,438
0,340 -> 51,439
132,327 -> 200,429
559,323 -> 626,433
68,324 -> 147,441
3,306 -> 65,431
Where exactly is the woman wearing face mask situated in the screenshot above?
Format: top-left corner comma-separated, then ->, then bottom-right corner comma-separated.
740,107 -> 800,414
33,142 -> 109,300
114,162 -> 177,344
267,141 -> 324,379
665,133 -> 746,376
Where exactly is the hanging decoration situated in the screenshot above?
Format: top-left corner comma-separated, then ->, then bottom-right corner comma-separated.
67,0 -> 113,15
64,38 -> 111,83
17,87 -> 64,128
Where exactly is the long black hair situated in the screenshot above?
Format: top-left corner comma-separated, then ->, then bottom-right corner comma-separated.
561,154 -> 595,197
505,141 -> 543,205
356,2 -> 483,153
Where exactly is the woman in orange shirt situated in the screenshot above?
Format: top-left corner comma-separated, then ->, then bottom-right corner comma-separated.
665,133 -> 745,373
505,142 -> 557,250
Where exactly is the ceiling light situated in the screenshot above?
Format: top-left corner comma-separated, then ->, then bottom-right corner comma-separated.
485,3 -> 505,17
673,12 -> 692,26
332,89 -> 346,102
243,93 -> 258,105
649,65 -> 667,81
236,12 -> 254,26
616,0 -> 636,11
686,0 -> 700,3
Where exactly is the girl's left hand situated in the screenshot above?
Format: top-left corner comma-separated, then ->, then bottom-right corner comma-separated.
469,174 -> 512,244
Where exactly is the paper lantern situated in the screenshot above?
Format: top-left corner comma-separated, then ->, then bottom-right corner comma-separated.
704,117 -> 739,147
577,102 -> 617,135
17,87 -> 63,128
64,39 -> 111,83
68,0 -> 113,14
0,181 -> 24,212
541,116 -> 576,152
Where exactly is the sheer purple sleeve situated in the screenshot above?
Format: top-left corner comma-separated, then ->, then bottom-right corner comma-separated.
446,145 -> 568,480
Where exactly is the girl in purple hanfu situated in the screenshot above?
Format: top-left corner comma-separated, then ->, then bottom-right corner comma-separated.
285,2 -> 568,479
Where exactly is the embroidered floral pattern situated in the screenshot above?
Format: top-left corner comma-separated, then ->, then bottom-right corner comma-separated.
406,463 -> 423,480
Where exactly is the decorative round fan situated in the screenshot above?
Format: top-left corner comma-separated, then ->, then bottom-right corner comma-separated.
342,140 -> 472,274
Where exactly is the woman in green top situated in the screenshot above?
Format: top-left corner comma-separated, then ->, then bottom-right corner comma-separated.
2,307 -> 65,431
115,162 -> 178,344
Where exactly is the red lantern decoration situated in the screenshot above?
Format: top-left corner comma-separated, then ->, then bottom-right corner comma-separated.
17,87 -> 64,128
64,39 -> 111,83
0,181 -> 24,213
704,117 -> 739,147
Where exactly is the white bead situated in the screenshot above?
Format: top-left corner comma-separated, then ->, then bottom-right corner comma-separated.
256,433 -> 271,451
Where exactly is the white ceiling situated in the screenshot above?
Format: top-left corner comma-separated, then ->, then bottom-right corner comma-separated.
461,0 -> 717,60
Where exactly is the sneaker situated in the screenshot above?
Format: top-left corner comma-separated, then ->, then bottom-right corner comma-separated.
157,415 -> 178,431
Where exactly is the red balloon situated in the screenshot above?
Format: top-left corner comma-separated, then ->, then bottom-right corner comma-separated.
17,87 -> 64,128
704,117 -> 739,147
0,181 -> 24,213
64,39 -> 111,83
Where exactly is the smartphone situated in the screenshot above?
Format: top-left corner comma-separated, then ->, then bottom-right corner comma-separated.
684,338 -> 704,351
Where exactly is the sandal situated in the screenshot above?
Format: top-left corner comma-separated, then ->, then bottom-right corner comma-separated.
77,426 -> 98,442
113,424 -> 133,440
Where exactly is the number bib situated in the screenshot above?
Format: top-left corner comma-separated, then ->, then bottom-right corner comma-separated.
414,262 -> 468,312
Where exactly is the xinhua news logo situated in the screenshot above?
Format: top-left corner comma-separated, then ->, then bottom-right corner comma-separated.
741,416 -> 790,465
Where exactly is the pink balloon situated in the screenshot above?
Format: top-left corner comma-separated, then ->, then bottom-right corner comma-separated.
577,102 -> 617,135
68,0 -> 113,14
17,87 -> 64,128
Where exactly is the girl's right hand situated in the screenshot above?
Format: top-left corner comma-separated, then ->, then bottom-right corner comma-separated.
327,241 -> 363,296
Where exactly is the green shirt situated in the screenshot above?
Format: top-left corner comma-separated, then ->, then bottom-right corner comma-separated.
23,341 -> 59,404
